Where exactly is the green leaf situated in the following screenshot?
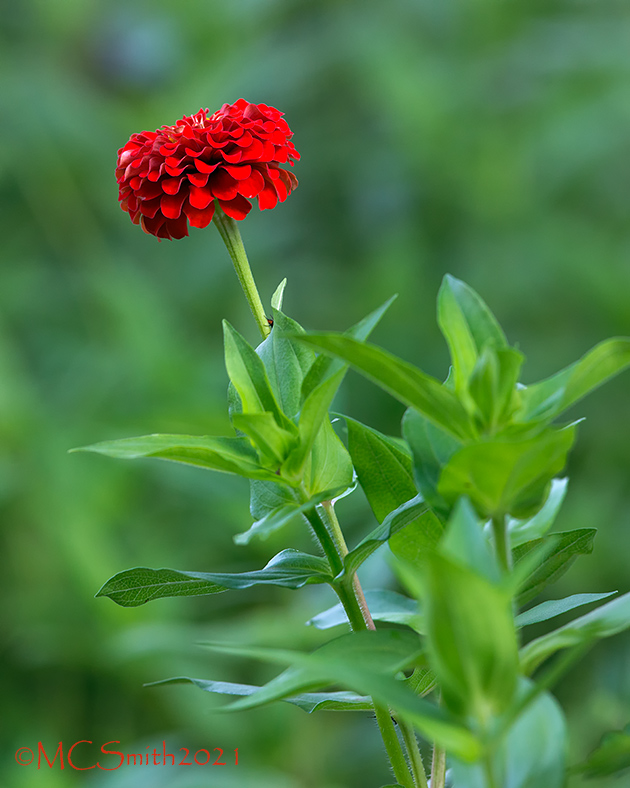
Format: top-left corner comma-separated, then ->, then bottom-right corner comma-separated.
301,295 -> 397,402
440,497 -> 501,584
507,478 -> 568,548
345,415 -> 417,523
437,424 -> 577,519
468,346 -> 524,429
96,549 -> 332,607
296,333 -> 474,440
234,485 -> 349,545
514,528 -> 597,606
343,494 -> 441,577
303,416 -> 354,498
518,337 -> 630,422
270,278 -> 287,310
257,308 -> 316,420
231,412 -> 298,467
72,434 -> 283,483
402,407 -> 462,516
223,320 -> 294,432
147,676 -> 373,713
418,552 -> 519,720
450,679 -> 567,788
516,592 -> 616,628
572,724 -> 630,778
307,589 -> 421,631
520,591 -> 630,674
201,630 -> 480,759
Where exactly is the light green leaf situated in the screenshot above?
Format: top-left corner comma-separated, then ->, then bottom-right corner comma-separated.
520,591 -> 630,674
345,415 -> 417,523
437,275 -> 482,393
513,528 -> 596,606
518,337 -> 630,422
516,592 -> 616,628
201,630 -> 479,759
296,333 -> 474,440
231,412 -> 298,467
96,549 -> 332,607
234,485 -> 349,545
571,724 -> 630,778
223,320 -> 294,432
307,589 -> 421,631
147,676 -> 373,713
437,424 -> 577,519
440,497 -> 501,584
271,278 -> 287,311
439,275 -> 508,356
303,416 -> 354,498
468,346 -> 524,429
343,494 -> 441,577
71,433 -> 284,483
451,679 -> 567,788
301,295 -> 397,402
507,478 -> 568,548
402,407 -> 462,516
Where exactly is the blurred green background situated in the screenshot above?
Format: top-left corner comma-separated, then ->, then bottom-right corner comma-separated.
1,1 -> 630,786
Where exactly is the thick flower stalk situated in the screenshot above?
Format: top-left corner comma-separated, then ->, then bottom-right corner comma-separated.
116,99 -> 300,240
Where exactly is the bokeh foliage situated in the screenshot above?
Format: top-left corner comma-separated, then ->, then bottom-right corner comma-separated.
1,1 -> 630,786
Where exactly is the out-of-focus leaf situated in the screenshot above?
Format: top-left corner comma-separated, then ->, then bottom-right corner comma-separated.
96,549 -> 332,607
437,424 -> 576,519
72,434 -> 284,483
520,591 -> 630,674
571,724 -> 630,778
345,415 -> 416,522
234,485 -> 348,545
507,478 -> 568,548
468,346 -> 524,429
402,407 -> 461,516
440,497 -> 501,584
301,295 -> 397,402
147,676 -> 373,713
231,412 -> 298,466
516,592 -> 616,628
518,338 -> 630,422
307,589 -> 421,631
201,630 -> 479,759
296,333 -> 474,440
451,679 -> 567,788
514,528 -> 596,606
344,494 -> 441,577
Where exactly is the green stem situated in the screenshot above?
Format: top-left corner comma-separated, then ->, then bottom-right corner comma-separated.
301,496 -> 414,788
212,203 -> 270,340
483,754 -> 499,788
430,743 -> 446,788
491,514 -> 511,573
399,719 -> 429,788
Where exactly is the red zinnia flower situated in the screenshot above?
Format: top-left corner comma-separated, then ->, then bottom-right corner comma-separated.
116,99 -> 300,240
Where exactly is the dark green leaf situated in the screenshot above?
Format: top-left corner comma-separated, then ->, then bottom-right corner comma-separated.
572,724 -> 630,778
147,676 -> 373,713
344,494 -> 441,577
296,333 -> 474,440
437,424 -> 576,519
518,337 -> 630,422
307,589 -> 421,631
516,592 -> 616,628
72,434 -> 283,483
520,591 -> 630,674
345,415 -> 417,523
514,528 -> 597,606
96,549 -> 332,607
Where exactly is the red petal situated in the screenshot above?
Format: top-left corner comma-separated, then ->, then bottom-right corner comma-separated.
160,192 -> 187,219
236,169 -> 265,199
139,197 -> 161,218
195,159 -> 220,174
164,215 -> 189,239
161,177 -> 183,195
218,195 -> 252,220
185,201 -> 216,228
188,171 -> 210,187
188,185 -> 214,210
137,180 -> 163,199
209,170 -> 238,200
258,183 -> 278,211
224,164 -> 252,180
222,149 -> 243,164
141,214 -> 165,237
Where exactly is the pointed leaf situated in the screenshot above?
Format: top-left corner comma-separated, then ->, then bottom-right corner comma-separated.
72,434 -> 283,482
303,416 -> 354,498
296,334 -> 474,440
507,478 -> 568,548
572,724 -> 630,778
439,274 -> 508,356
148,676 -> 372,713
96,549 -> 332,607
518,337 -> 630,422
271,278 -> 287,311
520,591 -> 630,674
516,592 -> 616,628
307,589 -> 421,631
231,412 -> 298,466
440,497 -> 501,584
514,528 -> 597,606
